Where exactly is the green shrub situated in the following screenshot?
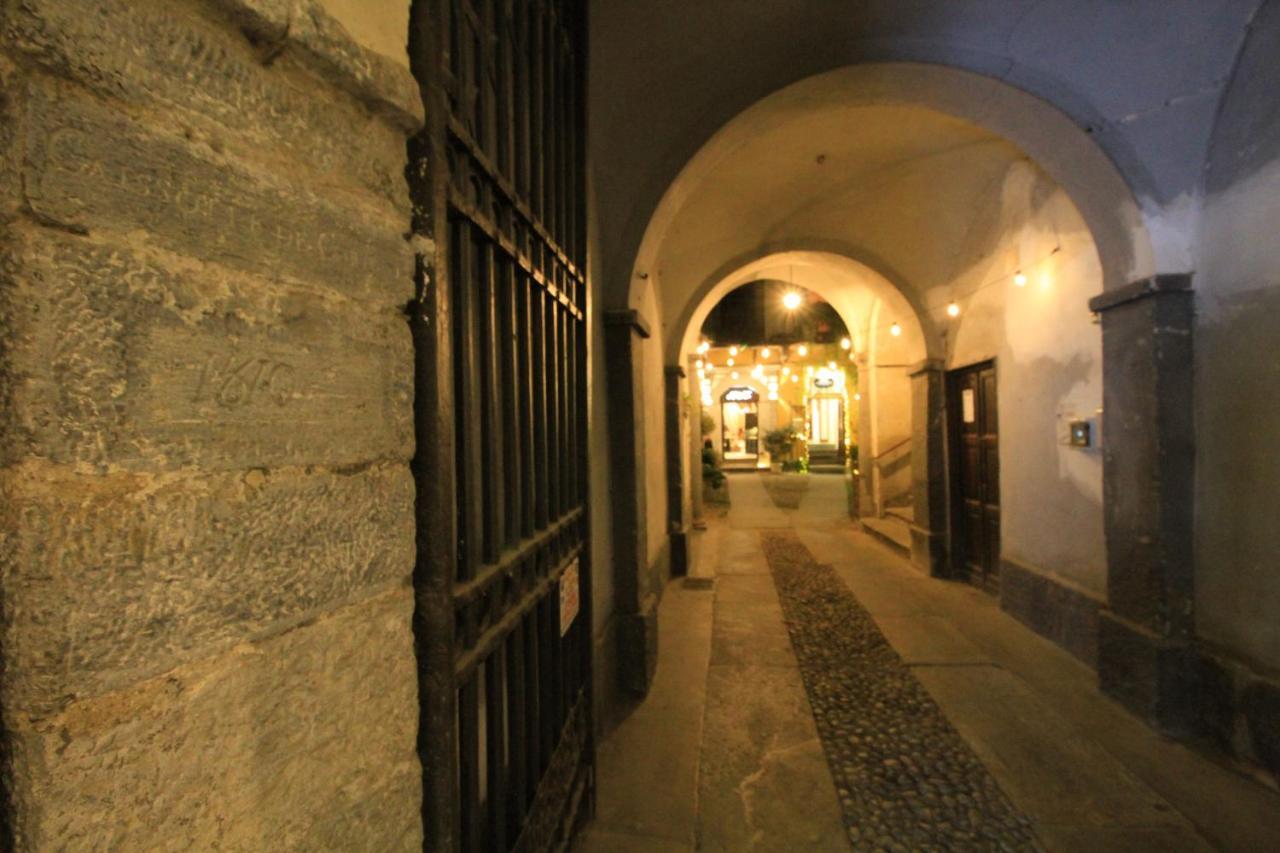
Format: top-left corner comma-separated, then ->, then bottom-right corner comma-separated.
763,427 -> 798,460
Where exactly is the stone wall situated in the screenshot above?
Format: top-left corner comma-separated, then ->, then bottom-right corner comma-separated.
0,0 -> 424,846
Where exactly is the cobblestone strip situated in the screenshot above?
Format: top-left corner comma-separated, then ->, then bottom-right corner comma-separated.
761,531 -> 1041,852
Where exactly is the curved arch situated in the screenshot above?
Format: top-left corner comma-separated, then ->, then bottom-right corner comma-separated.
670,245 -> 936,366
619,62 -> 1154,316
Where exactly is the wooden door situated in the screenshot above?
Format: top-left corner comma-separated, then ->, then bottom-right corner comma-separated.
948,362 -> 1000,591
407,1 -> 592,850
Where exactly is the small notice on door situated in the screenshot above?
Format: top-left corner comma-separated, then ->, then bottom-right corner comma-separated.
559,559 -> 580,637
962,388 -> 976,424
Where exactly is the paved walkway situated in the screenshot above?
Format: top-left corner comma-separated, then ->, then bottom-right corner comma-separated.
577,473 -> 1280,852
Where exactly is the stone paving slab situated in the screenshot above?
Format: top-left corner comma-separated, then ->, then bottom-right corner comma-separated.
761,530 -> 1041,851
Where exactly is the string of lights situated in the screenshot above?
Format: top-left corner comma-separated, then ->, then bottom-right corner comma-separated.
694,241 -> 1068,371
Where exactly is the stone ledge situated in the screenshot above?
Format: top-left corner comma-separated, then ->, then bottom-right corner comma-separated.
1088,273 -> 1193,313
999,557 -> 1103,669
603,309 -> 652,339
207,0 -> 424,133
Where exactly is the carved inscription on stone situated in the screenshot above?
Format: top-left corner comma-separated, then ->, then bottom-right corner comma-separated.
192,355 -> 296,409
4,227 -> 413,470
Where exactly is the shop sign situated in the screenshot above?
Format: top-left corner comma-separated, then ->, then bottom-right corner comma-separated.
814,376 -> 835,388
722,387 -> 758,403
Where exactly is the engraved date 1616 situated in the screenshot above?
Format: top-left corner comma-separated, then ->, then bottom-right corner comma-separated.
192,354 -> 295,408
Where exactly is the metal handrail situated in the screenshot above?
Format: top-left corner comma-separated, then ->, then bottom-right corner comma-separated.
874,436 -> 912,462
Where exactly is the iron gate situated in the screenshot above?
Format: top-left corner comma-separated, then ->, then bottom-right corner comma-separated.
407,1 -> 592,850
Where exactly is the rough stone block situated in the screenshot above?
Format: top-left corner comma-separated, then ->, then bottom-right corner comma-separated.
5,588 -> 423,850
1097,610 -> 1199,736
6,0 -> 412,205
0,461 -> 415,716
0,226 -> 412,470
1000,558 -> 1102,668
18,81 -> 414,304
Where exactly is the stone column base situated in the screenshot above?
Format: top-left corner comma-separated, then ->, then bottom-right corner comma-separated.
618,595 -> 659,697
670,528 -> 691,577
1098,611 -> 1199,736
909,524 -> 948,578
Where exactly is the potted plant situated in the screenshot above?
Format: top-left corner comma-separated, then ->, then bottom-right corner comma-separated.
763,427 -> 798,473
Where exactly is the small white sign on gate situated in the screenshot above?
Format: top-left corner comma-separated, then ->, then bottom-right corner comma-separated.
559,558 -> 580,637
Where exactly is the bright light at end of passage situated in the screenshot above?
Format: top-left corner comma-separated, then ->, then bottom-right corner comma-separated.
782,291 -> 803,311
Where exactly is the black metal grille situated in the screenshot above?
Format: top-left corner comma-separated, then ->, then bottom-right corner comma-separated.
408,1 -> 591,850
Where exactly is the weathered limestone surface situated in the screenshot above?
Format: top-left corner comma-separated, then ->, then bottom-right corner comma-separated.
0,461 -> 414,715
17,83 -> 412,303
5,589 -> 422,851
0,0 -> 424,846
6,0 -> 413,204
0,226 -> 413,470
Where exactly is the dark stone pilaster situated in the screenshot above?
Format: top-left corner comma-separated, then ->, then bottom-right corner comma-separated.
854,355 -> 875,517
909,360 -> 947,577
664,366 -> 691,577
689,357 -> 707,527
603,309 -> 658,696
1089,275 -> 1197,734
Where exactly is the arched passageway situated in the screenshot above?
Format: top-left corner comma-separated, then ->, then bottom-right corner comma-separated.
602,64 -> 1133,706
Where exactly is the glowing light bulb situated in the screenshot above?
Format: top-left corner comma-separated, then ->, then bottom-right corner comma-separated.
752,365 -> 764,379
890,322 -> 902,337
782,366 -> 790,376
729,346 -> 738,357
797,345 -> 809,357
840,337 -> 851,350
760,347 -> 770,359
827,361 -> 837,371
695,359 -> 704,369
782,291 -> 802,311
726,358 -> 735,367
790,375 -> 798,383
947,302 -> 961,318
731,371 -> 739,380
1014,271 -> 1028,287
854,393 -> 862,401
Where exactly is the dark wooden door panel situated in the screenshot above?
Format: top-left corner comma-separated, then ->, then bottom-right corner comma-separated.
409,1 -> 592,850
948,362 -> 1000,591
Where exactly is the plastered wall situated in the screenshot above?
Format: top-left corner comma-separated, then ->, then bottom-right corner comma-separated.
1195,0 -> 1280,674
946,163 -> 1107,595
0,0 -> 424,846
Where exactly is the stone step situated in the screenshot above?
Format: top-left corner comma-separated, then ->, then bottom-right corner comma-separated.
886,505 -> 915,524
861,515 -> 911,556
